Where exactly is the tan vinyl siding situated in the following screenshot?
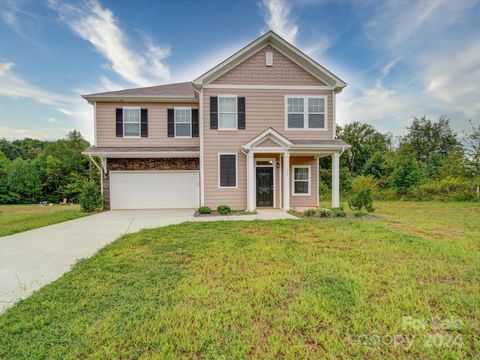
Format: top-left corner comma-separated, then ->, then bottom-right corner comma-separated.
95,102 -> 199,147
290,156 -> 317,208
256,138 -> 280,147
213,45 -> 326,86
203,88 -> 331,209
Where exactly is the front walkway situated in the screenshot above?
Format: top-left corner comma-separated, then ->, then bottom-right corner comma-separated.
0,208 -> 295,314
192,208 -> 297,222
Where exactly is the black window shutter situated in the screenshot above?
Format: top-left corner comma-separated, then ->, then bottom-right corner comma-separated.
167,109 -> 174,137
237,97 -> 245,130
220,154 -> 236,187
192,109 -> 199,137
116,108 -> 123,137
141,109 -> 148,137
210,96 -> 218,129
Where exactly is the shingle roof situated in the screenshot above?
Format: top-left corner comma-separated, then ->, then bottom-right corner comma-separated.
291,139 -> 350,147
82,82 -> 196,99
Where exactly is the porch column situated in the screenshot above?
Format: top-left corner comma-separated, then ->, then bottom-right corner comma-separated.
283,152 -> 290,210
247,151 -> 255,211
332,152 -> 340,208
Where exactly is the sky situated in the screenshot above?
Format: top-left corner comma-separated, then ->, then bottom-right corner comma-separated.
0,0 -> 479,143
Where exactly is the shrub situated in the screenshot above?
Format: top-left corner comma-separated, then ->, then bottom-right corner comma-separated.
197,206 -> 211,214
304,208 -> 317,217
353,210 -> 368,217
217,204 -> 231,215
318,208 -> 331,218
331,207 -> 346,217
390,153 -> 424,195
409,177 -> 478,201
79,181 -> 103,212
349,175 -> 376,213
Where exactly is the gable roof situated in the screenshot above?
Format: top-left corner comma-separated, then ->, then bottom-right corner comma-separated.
82,31 -> 347,103
243,128 -> 351,152
193,31 -> 346,92
82,82 -> 197,102
243,128 -> 294,150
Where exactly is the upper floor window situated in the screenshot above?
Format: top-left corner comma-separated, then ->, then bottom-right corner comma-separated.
174,107 -> 192,138
218,95 -> 237,130
123,107 -> 141,137
285,96 -> 327,131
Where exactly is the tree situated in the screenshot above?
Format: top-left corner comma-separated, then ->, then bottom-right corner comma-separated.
438,148 -> 467,179
337,122 -> 392,175
390,151 -> 424,196
0,139 -> 24,160
465,120 -> 480,198
7,158 -> 42,203
401,115 -> 460,161
0,152 -> 14,203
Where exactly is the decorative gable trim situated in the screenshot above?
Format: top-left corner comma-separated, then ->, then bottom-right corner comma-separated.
193,31 -> 346,92
243,128 -> 293,151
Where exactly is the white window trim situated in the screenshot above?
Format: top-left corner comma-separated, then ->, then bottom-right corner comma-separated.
218,94 -> 238,131
174,107 -> 192,139
123,106 -> 141,138
284,95 -> 328,131
218,153 -> 238,189
291,165 -> 311,196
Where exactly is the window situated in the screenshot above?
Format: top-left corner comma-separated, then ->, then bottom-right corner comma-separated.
292,165 -> 311,195
285,96 -> 327,130
218,95 -> 237,130
218,153 -> 237,188
123,107 -> 140,137
174,107 -> 192,138
287,97 -> 304,128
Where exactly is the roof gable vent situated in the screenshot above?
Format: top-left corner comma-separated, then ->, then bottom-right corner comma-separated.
265,51 -> 273,66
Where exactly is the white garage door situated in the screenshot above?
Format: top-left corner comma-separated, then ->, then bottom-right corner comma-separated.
110,171 -> 199,209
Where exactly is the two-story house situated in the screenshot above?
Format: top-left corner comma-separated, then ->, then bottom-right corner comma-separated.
82,31 -> 350,211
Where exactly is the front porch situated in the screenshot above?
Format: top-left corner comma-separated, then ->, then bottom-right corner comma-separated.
242,128 -> 349,211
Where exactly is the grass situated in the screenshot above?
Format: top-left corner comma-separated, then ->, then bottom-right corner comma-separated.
0,204 -> 86,237
0,201 -> 479,358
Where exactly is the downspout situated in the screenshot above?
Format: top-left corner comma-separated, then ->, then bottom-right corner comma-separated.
193,86 -> 204,206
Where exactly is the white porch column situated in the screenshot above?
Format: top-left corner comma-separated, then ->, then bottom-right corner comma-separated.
283,152 -> 290,210
247,151 -> 255,211
332,152 -> 340,208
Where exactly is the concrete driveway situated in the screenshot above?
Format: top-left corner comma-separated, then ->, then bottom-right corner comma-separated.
0,209 -> 194,313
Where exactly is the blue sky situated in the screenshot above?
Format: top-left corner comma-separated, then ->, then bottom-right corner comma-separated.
0,0 -> 479,143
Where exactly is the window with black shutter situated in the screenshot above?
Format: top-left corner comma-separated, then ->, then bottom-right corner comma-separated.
219,154 -> 237,187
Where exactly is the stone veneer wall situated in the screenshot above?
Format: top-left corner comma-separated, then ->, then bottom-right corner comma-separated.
102,157 -> 199,209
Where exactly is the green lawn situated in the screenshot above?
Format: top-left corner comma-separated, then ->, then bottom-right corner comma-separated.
0,202 -> 478,358
0,204 -> 86,237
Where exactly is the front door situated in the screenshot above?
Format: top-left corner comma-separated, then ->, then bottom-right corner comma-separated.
256,167 -> 274,207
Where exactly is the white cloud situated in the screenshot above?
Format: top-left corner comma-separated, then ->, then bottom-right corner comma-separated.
336,1 -> 480,133
0,127 -> 67,141
0,61 -> 97,142
48,0 -> 171,87
0,62 -> 71,106
56,108 -> 72,116
261,0 -> 298,43
1,10 -> 15,25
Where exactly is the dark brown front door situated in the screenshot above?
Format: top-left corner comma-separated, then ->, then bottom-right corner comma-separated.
256,167 -> 273,207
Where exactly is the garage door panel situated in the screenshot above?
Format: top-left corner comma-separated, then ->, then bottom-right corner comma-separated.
110,171 -> 199,209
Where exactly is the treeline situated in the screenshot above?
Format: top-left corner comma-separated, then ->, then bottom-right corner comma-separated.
0,131 -> 98,204
320,116 -> 480,201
